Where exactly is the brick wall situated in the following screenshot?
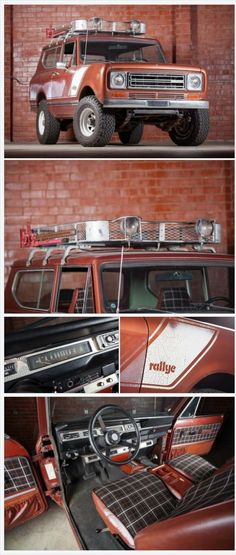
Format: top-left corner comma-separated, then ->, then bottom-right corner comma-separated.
5,159 -> 234,282
5,397 -> 38,454
4,5 -> 234,143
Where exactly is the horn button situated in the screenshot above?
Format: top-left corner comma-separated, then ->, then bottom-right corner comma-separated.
106,430 -> 121,446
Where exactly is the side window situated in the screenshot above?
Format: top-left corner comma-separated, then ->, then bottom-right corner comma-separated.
180,398 -> 200,418
196,398 -> 232,416
43,46 -> 61,68
13,271 -> 54,310
180,397 -> 232,418
58,268 -> 94,313
62,41 -> 76,66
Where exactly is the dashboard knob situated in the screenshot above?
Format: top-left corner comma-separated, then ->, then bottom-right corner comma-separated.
107,377 -> 113,383
97,381 -> 104,387
67,379 -> 74,388
106,335 -> 113,343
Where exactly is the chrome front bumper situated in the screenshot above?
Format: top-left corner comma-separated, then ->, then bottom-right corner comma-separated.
103,99 -> 209,110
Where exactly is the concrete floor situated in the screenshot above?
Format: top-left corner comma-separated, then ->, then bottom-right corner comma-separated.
5,500 -> 78,551
4,140 -> 234,159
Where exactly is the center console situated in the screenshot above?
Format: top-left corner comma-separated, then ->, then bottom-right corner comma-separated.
149,464 -> 193,498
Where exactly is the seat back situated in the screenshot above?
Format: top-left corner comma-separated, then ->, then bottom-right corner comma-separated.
172,464 -> 234,519
134,464 -> 234,550
157,287 -> 192,311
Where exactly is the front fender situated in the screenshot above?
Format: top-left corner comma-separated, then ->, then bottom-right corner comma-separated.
76,64 -> 107,103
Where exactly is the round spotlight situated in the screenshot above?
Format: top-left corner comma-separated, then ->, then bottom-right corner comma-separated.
196,219 -> 213,239
121,216 -> 140,237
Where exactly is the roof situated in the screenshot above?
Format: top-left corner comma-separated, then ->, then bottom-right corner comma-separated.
11,251 -> 234,269
43,34 -> 159,49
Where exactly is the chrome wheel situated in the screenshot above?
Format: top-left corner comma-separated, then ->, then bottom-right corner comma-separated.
80,108 -> 96,137
38,111 -> 45,135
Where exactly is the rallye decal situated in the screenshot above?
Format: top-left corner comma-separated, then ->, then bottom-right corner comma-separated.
142,320 -> 217,389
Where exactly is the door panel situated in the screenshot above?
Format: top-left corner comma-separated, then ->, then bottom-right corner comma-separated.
4,438 -> 48,529
167,415 -> 224,460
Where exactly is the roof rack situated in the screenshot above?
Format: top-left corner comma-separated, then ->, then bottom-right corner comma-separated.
46,18 -> 146,40
21,215 -> 220,267
20,215 -> 220,256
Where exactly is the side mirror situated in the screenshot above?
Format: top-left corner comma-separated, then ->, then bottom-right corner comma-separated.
56,61 -> 67,70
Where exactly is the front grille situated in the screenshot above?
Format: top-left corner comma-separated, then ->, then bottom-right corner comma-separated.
128,72 -> 186,90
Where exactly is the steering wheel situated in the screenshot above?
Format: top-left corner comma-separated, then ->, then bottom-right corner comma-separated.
88,405 -> 141,466
204,296 -> 231,307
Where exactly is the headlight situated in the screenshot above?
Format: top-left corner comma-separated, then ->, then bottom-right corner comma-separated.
110,72 -> 127,89
187,73 -> 203,91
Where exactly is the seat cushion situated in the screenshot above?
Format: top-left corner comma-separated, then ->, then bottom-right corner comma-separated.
93,471 -> 177,538
169,453 -> 216,482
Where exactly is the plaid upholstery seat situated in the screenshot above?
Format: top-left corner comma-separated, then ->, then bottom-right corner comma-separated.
158,287 -> 193,311
172,465 -> 234,518
94,472 -> 177,537
93,463 -> 234,539
169,453 -> 216,482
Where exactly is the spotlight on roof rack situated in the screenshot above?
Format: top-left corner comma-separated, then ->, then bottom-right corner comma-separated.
92,17 -> 102,30
120,216 -> 141,238
195,219 -> 215,240
130,20 -> 146,34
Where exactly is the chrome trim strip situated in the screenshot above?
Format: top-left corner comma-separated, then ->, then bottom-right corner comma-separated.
5,487 -> 37,501
103,99 -> 209,109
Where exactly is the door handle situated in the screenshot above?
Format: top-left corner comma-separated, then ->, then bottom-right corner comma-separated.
51,71 -> 60,77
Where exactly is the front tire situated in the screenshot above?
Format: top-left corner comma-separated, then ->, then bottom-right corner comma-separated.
118,122 -> 143,145
169,109 -> 209,146
36,100 -> 60,145
73,96 -> 115,147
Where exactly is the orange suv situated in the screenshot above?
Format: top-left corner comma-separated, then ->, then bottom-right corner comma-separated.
29,18 -> 209,147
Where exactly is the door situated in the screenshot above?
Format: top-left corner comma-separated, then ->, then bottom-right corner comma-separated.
120,316 -> 149,392
49,40 -> 82,117
4,436 -> 48,529
166,397 -> 225,460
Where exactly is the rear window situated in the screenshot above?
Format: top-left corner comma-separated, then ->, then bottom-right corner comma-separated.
13,270 -> 54,310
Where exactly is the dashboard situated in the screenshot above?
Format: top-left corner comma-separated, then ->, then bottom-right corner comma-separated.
4,317 -> 119,393
54,414 -> 174,462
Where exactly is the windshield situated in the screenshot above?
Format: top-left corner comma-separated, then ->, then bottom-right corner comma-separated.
50,396 -> 179,424
101,264 -> 234,313
80,39 -> 166,63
